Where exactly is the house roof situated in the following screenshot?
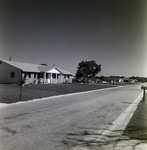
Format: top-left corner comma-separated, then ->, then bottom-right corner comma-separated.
2,60 -> 42,72
1,60 -> 74,75
38,65 -> 74,75
37,66 -> 53,72
55,67 -> 74,75
105,77 -> 122,81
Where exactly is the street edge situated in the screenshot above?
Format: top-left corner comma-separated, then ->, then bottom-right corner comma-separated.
0,85 -> 123,107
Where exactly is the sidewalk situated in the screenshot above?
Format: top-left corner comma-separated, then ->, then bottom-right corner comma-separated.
71,88 -> 147,150
114,92 -> 147,150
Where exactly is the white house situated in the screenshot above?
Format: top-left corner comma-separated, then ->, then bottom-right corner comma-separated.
0,59 -> 74,84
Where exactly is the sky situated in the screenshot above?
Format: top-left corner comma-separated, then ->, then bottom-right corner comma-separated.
0,0 -> 147,77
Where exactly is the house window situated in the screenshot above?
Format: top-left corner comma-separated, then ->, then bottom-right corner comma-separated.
38,73 -> 40,79
11,72 -> 15,78
64,75 -> 69,79
46,73 -> 48,79
34,73 -> 36,78
52,73 -> 56,79
0,61 -> 2,64
25,73 -> 30,78
29,73 -> 31,78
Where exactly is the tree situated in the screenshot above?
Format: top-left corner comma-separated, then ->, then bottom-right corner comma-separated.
121,76 -> 125,78
100,76 -> 105,81
76,60 -> 101,82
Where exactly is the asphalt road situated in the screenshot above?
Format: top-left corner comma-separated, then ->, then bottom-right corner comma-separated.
0,84 -> 142,150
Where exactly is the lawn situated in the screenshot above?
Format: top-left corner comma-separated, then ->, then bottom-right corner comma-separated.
0,83 -> 116,104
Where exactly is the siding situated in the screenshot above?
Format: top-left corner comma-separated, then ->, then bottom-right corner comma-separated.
0,61 -> 22,84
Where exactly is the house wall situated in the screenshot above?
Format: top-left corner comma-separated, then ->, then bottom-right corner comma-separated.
22,72 -> 39,84
0,61 -> 74,84
0,61 -> 22,84
54,74 -> 74,83
43,73 -> 74,84
45,68 -> 74,84
62,74 -> 74,83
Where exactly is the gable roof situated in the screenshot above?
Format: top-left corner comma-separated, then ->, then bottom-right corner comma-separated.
1,60 -> 74,75
55,67 -> 74,75
37,66 -> 54,72
2,60 -> 41,72
38,65 -> 74,75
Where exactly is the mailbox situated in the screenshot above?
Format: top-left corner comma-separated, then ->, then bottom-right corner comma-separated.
141,86 -> 147,101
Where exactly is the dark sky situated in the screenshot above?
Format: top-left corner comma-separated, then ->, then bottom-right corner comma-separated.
0,0 -> 147,77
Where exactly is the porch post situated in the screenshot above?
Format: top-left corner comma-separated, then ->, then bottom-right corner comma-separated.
43,72 -> 46,84
51,73 -> 52,83
61,74 -> 62,83
56,73 -> 57,84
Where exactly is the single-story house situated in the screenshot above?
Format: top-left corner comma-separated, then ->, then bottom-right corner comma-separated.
105,77 -> 138,83
0,59 -> 74,84
123,78 -> 138,83
105,77 -> 124,83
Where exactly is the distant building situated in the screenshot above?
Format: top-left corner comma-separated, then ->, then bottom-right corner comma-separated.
0,60 -> 74,84
105,76 -> 123,83
123,78 -> 138,83
105,76 -> 138,83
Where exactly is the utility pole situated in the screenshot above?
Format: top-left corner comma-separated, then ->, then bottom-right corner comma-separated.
9,56 -> 12,61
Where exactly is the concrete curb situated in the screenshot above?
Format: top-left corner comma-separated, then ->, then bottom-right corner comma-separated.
114,90 -> 147,150
113,92 -> 143,126
94,92 -> 143,149
72,90 -> 145,150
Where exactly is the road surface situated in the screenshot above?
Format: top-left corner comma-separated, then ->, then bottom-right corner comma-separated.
0,84 -> 142,150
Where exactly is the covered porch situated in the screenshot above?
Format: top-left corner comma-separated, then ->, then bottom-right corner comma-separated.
42,68 -> 63,84
22,66 -> 74,84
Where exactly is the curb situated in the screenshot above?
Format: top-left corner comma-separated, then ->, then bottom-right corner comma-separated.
72,90 -> 144,150
114,90 -> 147,150
95,92 -> 143,149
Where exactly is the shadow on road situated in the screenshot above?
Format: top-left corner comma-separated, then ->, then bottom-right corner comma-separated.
54,125 -> 147,150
